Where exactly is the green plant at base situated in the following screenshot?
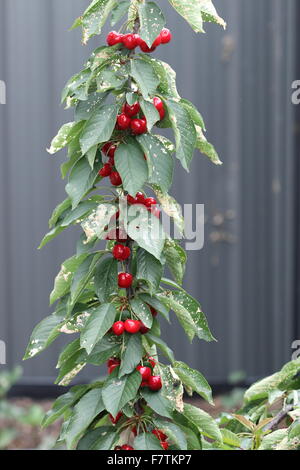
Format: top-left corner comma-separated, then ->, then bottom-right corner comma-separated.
24,0 -> 226,450
216,358 -> 300,450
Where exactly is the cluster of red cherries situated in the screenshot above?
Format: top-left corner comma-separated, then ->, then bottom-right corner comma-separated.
111,304 -> 157,337
107,353 -> 162,391
98,96 -> 165,185
107,28 -> 172,53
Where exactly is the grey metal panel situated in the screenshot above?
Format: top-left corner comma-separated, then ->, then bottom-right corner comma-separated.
0,0 -> 297,386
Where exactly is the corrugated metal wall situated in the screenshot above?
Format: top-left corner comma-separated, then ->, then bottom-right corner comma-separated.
0,0 -> 298,388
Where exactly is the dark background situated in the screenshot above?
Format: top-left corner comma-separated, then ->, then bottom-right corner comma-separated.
0,0 -> 299,395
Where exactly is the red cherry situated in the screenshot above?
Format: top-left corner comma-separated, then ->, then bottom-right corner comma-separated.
153,97 -> 164,112
152,429 -> 168,442
139,323 -> 150,335
149,206 -> 161,218
117,113 -> 131,130
107,357 -> 120,368
132,426 -> 137,437
112,321 -> 125,336
158,107 -> 165,120
118,273 -> 133,288
107,31 -> 123,46
149,306 -> 158,317
135,192 -> 146,204
122,33 -> 139,50
107,145 -> 117,159
148,356 -> 156,368
144,197 -> 157,208
99,163 -> 112,177
108,156 -> 115,166
115,446 -> 122,450
123,102 -> 141,118
161,441 -> 169,450
113,244 -> 131,261
108,364 -> 119,374
131,118 -> 147,135
109,412 -> 123,424
102,142 -> 111,154
124,319 -> 141,334
136,365 -> 152,381
139,39 -> 156,53
148,375 -> 162,391
127,194 -> 137,205
152,35 -> 162,48
160,28 -> 172,44
110,171 -> 122,186
121,445 -> 134,450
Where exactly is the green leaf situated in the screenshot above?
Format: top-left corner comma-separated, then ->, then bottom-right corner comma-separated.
130,58 -> 159,100
94,257 -> 118,302
258,429 -> 288,451
66,157 -> 102,209
220,428 -> 241,448
79,335 -> 122,366
81,202 -> 117,242
115,139 -> 148,196
23,312 -> 65,360
66,388 -> 105,448
80,304 -> 117,354
111,0 -> 130,26
244,358 -> 300,402
50,253 -> 89,305
80,104 -> 118,155
139,97 -> 160,132
60,200 -> 100,227
138,293 -> 170,321
47,121 -> 84,155
134,433 -> 162,450
167,0 -> 226,33
130,297 -> 153,329
140,56 -> 179,99
153,418 -> 187,450
157,290 -> 215,342
140,388 -> 174,419
136,248 -> 163,294
180,98 -> 206,131
119,334 -> 143,377
173,361 -> 213,404
43,384 -> 90,427
146,333 -> 175,363
151,185 -> 184,235
127,204 -> 165,260
77,427 -> 117,450
49,198 -> 71,228
70,252 -> 104,303
138,2 -> 166,47
81,0 -> 118,44
102,370 -> 142,418
165,99 -> 196,171
183,403 -> 222,443
196,125 -> 222,165
38,225 -> 66,249
164,239 -> 186,284
137,134 -> 174,192
75,92 -> 108,121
